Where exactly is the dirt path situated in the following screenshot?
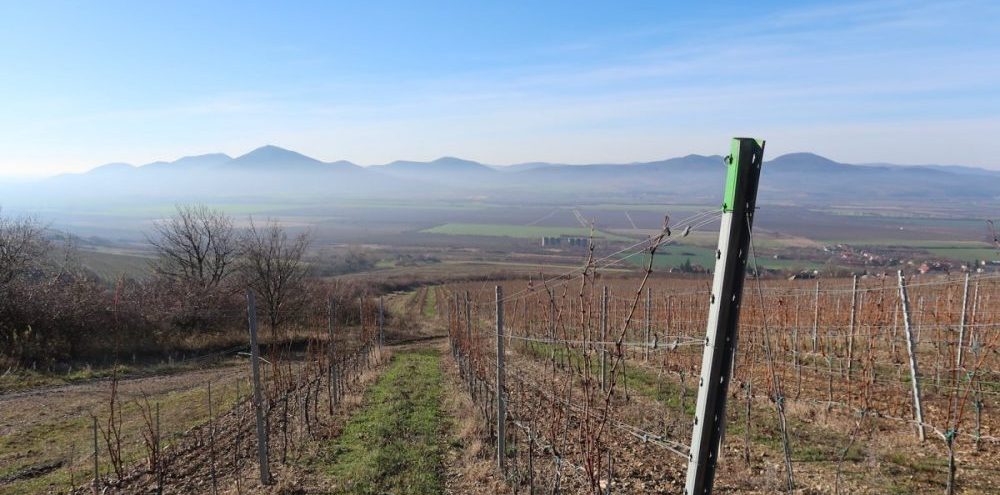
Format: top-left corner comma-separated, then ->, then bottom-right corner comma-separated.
0,364 -> 246,433
0,363 -> 249,495
0,288 -> 447,495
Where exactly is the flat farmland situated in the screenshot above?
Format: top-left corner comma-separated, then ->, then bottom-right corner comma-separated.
420,223 -> 633,241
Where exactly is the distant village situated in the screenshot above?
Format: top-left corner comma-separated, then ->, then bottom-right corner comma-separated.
540,235 -> 1000,278
819,243 -> 1000,274
782,243 -> 1000,280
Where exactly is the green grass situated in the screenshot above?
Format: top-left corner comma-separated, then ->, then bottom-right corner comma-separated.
620,244 -> 828,271
518,341 -> 879,468
321,349 -> 446,494
829,239 -> 991,248
420,223 -> 631,241
422,288 -> 437,318
520,341 -> 694,414
374,259 -> 398,269
645,245 -> 717,270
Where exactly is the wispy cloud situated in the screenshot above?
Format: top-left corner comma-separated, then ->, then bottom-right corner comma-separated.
1,0 -> 997,175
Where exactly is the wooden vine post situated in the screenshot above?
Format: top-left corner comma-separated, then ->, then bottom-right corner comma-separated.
378,296 -> 385,351
600,285 -> 608,391
644,287 -> 652,362
328,297 -> 338,411
246,290 -> 272,485
957,272 -> 969,368
496,285 -> 507,474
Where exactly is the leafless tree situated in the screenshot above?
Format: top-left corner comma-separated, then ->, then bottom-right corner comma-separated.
240,218 -> 310,339
0,208 -> 48,289
147,205 -> 238,290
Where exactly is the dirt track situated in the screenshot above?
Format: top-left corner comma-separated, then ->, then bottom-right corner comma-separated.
0,362 -> 249,494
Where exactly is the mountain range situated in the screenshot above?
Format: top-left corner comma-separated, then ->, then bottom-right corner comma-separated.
4,145 -> 999,209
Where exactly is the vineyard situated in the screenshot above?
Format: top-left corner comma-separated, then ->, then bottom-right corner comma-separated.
438,269 -> 1000,493
1,265 -> 999,494
2,147 -> 998,494
0,296 -> 391,495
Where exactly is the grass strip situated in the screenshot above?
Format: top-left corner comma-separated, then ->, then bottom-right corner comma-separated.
323,349 -> 446,494
422,288 -> 437,318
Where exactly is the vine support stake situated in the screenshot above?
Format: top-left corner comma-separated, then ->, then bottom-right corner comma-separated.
957,272 -> 969,368
378,296 -> 385,351
897,271 -> 926,442
208,381 -> 218,495
155,402 -> 162,494
644,287 -> 651,362
601,285 -> 608,391
246,289 -> 272,485
328,297 -> 337,411
847,275 -> 858,383
92,416 -> 99,495
465,290 -> 473,348
812,280 -> 820,353
496,285 -> 507,474
685,137 -> 764,495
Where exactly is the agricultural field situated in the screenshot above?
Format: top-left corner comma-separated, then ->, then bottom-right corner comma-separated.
6,2 -> 1000,493
420,223 -> 632,241
3,200 -> 999,494
72,249 -> 153,280
4,270 -> 997,494
26,194 -> 998,277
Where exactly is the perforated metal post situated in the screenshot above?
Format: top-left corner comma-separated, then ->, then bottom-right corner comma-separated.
685,138 -> 764,495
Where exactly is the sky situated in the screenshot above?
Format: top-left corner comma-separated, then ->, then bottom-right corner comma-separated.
1,0 -> 998,177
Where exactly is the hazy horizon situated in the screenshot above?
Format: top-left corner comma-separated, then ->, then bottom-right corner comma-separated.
3,143 -> 998,181
2,0 -> 999,177
2,4 -> 999,495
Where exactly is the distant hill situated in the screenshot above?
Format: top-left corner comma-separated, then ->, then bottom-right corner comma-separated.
2,146 -> 998,209
370,157 -> 498,186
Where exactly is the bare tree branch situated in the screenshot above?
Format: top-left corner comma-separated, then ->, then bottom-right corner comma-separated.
239,217 -> 311,339
147,204 -> 238,290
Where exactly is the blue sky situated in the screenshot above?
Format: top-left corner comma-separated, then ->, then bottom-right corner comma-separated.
1,0 -> 998,176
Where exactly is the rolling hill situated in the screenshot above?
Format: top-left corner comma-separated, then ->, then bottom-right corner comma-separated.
3,147 -> 998,210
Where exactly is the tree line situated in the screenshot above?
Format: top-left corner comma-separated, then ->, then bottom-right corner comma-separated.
0,205 -> 366,369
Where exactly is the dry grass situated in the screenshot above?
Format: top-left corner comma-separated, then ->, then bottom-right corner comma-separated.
438,341 -> 507,495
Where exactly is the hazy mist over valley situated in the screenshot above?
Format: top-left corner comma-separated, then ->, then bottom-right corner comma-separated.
2,2 -> 999,494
